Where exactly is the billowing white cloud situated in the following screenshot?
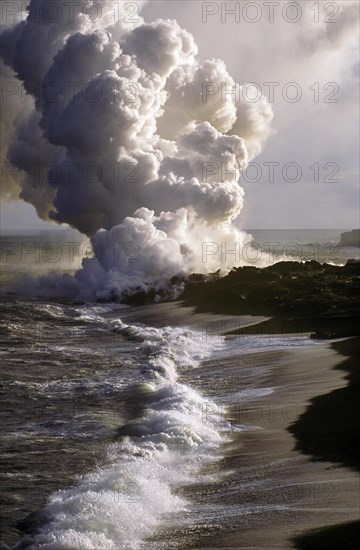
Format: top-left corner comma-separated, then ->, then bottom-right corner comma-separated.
1,0 -> 274,298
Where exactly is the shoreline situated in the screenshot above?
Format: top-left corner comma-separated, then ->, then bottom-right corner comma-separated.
178,260 -> 360,341
174,335 -> 360,549
1,297 -> 358,548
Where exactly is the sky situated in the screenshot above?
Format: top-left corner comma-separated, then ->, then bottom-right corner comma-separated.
1,0 -> 359,232
143,0 -> 360,229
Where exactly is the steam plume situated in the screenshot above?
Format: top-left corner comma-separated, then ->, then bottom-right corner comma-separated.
1,1 -> 274,299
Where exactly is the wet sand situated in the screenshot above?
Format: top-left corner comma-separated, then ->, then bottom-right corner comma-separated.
179,337 -> 359,549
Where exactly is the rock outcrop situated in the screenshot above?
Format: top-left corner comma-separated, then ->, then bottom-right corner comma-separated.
179,260 -> 360,337
340,229 -> 360,247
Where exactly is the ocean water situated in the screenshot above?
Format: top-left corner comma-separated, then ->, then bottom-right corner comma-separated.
247,229 -> 359,265
0,229 -> 357,548
0,296 -> 318,549
0,229 -> 359,286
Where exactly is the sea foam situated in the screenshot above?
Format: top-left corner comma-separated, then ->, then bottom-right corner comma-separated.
22,317 -> 226,549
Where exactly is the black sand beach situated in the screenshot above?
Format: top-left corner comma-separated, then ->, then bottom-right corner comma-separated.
172,336 -> 360,549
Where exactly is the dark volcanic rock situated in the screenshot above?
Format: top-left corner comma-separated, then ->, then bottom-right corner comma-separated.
179,261 -> 360,335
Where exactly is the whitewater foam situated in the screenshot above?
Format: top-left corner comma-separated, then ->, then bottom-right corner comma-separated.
20,316 -> 226,549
